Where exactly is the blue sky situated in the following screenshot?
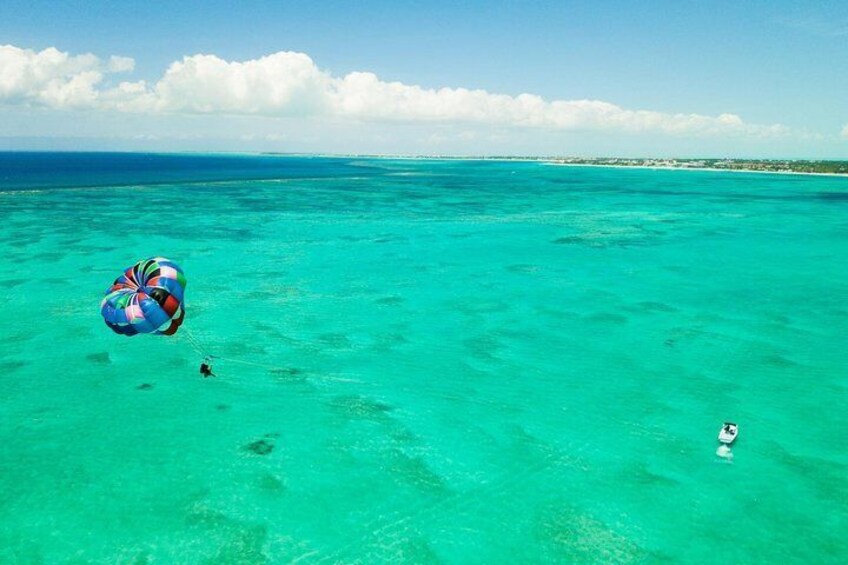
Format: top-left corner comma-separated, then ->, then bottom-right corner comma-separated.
1,0 -> 847,157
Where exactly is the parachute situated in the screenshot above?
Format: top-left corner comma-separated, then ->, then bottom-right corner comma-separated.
100,257 -> 186,336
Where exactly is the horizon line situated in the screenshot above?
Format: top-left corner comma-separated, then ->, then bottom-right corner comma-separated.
1,148 -> 847,163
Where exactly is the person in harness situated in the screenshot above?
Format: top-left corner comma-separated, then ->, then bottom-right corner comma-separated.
200,356 -> 216,378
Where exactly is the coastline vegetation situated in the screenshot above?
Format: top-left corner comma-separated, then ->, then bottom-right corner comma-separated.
262,153 -> 848,175
550,157 -> 848,175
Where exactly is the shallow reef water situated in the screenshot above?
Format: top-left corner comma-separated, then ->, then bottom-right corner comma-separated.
0,153 -> 846,563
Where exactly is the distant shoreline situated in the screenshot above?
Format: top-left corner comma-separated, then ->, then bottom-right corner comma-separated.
546,161 -> 848,179
2,150 -> 846,179
261,152 -> 848,178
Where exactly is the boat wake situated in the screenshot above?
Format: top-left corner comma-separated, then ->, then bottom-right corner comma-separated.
716,444 -> 733,461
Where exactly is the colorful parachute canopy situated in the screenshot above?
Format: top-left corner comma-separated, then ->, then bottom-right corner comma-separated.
100,257 -> 186,336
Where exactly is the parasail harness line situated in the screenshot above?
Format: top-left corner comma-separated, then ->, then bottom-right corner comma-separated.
180,326 -> 360,382
181,326 -> 212,358
181,326 -> 260,369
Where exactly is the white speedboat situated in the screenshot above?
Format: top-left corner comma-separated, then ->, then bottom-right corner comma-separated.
718,422 -> 738,444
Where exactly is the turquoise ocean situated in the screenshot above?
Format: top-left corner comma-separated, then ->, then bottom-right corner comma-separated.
1,153 -> 846,563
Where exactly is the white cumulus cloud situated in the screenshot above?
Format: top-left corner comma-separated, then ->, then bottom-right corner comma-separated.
146,51 -> 331,115
0,44 -> 134,109
1,43 -> 792,139
107,55 -> 135,73
841,124 -> 848,138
